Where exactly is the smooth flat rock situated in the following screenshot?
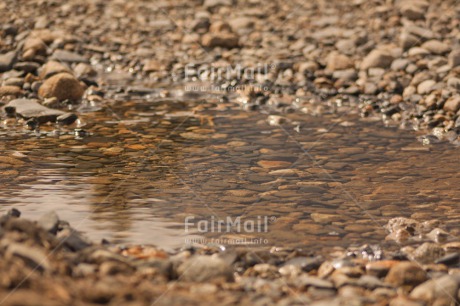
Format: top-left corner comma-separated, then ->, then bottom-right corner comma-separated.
51,50 -> 89,63
0,50 -> 17,72
3,98 -> 73,124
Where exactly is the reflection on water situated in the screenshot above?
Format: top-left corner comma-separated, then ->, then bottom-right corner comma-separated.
1,94 -> 459,251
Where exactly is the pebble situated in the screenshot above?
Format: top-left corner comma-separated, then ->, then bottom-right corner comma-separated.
361,50 -> 394,70
326,52 -> 354,71
448,49 -> 460,67
39,61 -> 72,79
417,80 -> 436,94
310,213 -> 342,223
37,211 -> 59,234
410,274 -> 460,304
399,2 -> 426,20
177,255 -> 234,283
447,77 -> 460,91
201,33 -> 240,48
366,260 -> 399,278
13,61 -> 40,73
409,242 -> 445,264
0,51 -> 17,72
203,0 -> 232,9
3,98 -> 66,123
73,63 -> 96,78
38,73 -> 85,101
283,257 -> 323,272
257,160 -> 291,169
51,50 -> 89,63
443,96 -> 460,113
384,262 -> 427,287
3,77 -> 24,87
5,243 -> 50,272
0,85 -> 23,97
421,40 -> 450,55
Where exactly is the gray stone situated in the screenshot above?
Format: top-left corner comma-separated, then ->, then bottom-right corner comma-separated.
57,113 -> 78,125
0,51 -> 17,72
177,255 -> 234,282
13,61 -> 40,73
283,256 -> 323,272
3,99 -> 65,123
37,211 -> 59,234
59,230 -> 91,251
51,50 -> 88,63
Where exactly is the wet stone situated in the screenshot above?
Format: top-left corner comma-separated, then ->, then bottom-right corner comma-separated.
3,99 -> 66,123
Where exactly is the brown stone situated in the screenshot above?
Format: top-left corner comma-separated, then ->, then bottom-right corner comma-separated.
202,33 -> 239,48
443,96 -> 460,113
361,50 -> 394,70
38,73 -> 85,101
326,51 -> 354,71
0,85 -> 23,97
39,61 -> 72,79
257,160 -> 292,169
385,262 -> 427,287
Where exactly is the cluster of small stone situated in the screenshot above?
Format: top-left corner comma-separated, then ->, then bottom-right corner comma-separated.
0,209 -> 459,305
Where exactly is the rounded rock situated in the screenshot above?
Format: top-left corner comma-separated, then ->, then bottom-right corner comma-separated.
38,73 -> 85,101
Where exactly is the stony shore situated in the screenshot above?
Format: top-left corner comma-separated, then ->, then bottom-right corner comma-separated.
0,210 -> 459,305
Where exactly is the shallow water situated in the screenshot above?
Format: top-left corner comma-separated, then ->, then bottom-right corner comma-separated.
1,92 -> 459,251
